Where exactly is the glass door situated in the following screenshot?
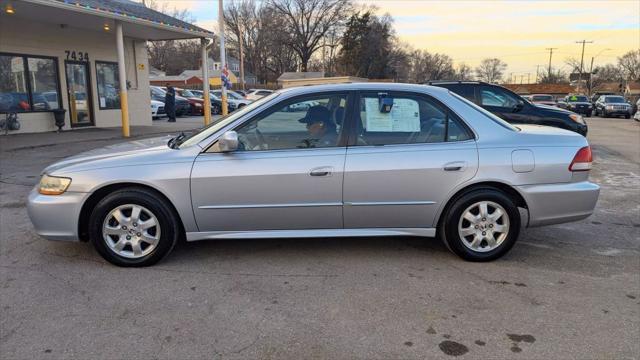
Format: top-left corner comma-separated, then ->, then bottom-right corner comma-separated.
65,61 -> 93,127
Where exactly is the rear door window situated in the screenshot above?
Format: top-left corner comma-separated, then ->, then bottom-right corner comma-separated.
355,92 -> 473,146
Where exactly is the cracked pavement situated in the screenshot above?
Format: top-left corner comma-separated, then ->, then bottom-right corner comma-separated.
1,117 -> 639,359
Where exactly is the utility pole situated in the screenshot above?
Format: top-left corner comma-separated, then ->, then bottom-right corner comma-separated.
218,0 -> 228,115
575,40 -> 593,93
527,73 -> 530,84
509,72 -> 513,84
535,65 -> 541,83
238,24 -> 245,91
546,48 -> 558,78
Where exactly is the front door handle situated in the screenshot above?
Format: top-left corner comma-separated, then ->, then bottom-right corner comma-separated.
310,166 -> 332,177
443,161 -> 467,172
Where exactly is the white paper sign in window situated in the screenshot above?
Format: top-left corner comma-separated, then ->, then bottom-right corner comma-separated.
365,98 -> 420,132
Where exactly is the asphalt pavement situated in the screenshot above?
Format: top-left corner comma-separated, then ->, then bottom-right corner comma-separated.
0,117 -> 638,359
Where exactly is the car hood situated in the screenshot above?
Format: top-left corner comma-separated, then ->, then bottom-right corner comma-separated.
567,102 -> 592,106
532,103 -> 574,115
44,136 -> 175,175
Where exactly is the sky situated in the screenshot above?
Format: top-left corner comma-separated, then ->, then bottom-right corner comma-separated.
147,0 -> 639,80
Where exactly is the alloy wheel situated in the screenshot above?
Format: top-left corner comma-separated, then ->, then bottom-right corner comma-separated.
457,201 -> 510,253
102,204 -> 161,259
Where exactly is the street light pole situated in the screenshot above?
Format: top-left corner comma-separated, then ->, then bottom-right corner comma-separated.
588,48 -> 612,97
218,0 -> 228,116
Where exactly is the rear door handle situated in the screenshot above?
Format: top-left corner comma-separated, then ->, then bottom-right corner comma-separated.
443,161 -> 467,172
310,166 -> 333,177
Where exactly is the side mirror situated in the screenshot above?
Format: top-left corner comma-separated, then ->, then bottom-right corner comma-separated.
217,131 -> 238,152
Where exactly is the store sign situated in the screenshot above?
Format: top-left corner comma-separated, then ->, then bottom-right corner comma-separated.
65,50 -> 89,62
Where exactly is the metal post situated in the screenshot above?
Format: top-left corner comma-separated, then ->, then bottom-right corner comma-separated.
588,56 -> 595,97
116,21 -> 130,137
201,37 -> 211,125
239,24 -> 245,91
218,0 -> 228,116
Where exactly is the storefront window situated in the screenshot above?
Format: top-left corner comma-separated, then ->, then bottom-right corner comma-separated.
28,58 -> 60,110
96,61 -> 120,109
0,53 -> 61,113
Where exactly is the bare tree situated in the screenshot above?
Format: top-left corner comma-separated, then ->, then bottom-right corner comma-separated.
225,1 -> 298,83
145,1 -> 199,75
618,50 -> 640,81
268,0 -> 352,72
475,58 -> 507,83
407,50 -> 455,83
453,63 -> 474,81
538,67 -> 568,84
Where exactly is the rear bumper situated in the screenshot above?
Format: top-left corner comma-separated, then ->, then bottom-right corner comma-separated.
27,188 -> 87,241
517,181 -> 600,227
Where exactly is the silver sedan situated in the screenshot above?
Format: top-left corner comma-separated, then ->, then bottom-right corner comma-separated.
27,83 -> 600,266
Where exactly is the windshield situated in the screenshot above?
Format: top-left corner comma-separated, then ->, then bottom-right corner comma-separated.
180,89 -> 195,97
532,95 -> 553,102
177,92 -> 280,148
211,91 -> 243,100
449,91 -> 519,132
568,95 -> 588,102
605,96 -> 625,103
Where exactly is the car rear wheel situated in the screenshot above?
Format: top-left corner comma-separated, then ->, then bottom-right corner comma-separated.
89,188 -> 180,267
441,189 -> 520,261
212,104 -> 221,115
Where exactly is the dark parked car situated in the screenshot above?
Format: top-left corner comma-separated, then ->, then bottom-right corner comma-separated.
189,90 -> 235,114
594,95 -> 632,118
559,95 -> 593,117
150,86 -> 190,116
428,81 -> 588,136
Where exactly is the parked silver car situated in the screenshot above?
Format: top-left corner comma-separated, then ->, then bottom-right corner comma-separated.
27,83 -> 600,266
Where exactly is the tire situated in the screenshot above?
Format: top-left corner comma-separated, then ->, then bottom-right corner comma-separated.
212,104 -> 221,115
89,187 -> 180,267
440,188 -> 521,262
602,110 -> 608,118
625,114 -> 631,119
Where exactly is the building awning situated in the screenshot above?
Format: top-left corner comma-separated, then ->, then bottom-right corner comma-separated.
10,0 -> 214,40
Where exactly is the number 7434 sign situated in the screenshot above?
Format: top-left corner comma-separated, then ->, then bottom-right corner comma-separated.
65,50 -> 89,62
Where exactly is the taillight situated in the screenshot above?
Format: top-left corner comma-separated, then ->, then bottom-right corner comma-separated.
569,146 -> 593,171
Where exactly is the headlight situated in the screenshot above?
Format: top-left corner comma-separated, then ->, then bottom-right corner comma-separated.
39,174 -> 71,195
195,103 -> 202,107
606,105 -> 614,109
569,114 -> 584,124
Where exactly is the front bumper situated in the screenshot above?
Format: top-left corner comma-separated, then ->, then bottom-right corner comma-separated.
569,107 -> 592,115
27,187 -> 87,241
517,181 -> 600,227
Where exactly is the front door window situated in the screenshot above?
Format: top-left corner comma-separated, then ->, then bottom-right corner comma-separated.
65,62 -> 93,127
235,93 -> 348,151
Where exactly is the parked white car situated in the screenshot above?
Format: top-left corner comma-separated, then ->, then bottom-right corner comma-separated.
210,90 -> 252,109
634,98 -> 640,121
246,89 -> 274,100
151,100 -> 165,119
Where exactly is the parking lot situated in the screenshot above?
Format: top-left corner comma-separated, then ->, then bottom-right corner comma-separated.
0,117 -> 638,359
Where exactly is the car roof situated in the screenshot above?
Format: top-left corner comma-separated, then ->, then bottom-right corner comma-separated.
276,82 -> 451,97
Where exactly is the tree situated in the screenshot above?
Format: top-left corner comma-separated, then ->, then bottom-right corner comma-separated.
336,11 -> 394,78
475,58 -> 507,83
145,1 -> 200,75
407,50 -> 455,83
269,0 -> 352,72
618,50 -> 640,81
453,63 -> 474,81
538,68 -> 568,84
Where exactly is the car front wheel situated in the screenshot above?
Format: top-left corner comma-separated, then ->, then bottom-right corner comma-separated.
441,189 -> 521,261
89,187 -> 180,267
